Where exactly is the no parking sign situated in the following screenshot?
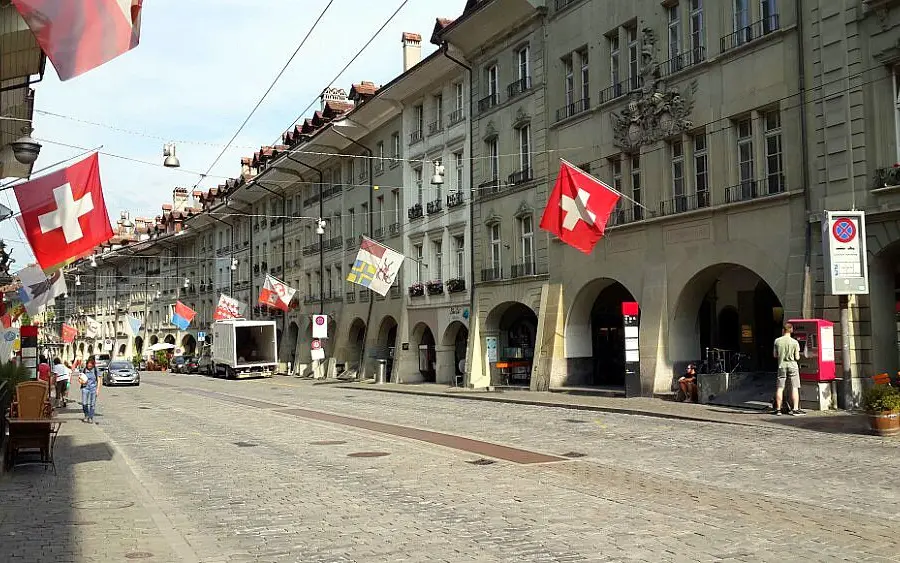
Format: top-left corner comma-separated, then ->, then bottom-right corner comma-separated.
312,314 -> 328,339
310,337 -> 325,361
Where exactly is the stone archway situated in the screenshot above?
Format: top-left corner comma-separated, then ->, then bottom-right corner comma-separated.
375,316 -> 398,381
285,321 -> 299,368
149,335 -> 159,346
869,239 -> 900,381
134,336 -> 144,356
565,278 -> 639,388
181,334 -> 197,356
347,318 -> 366,371
164,334 -> 175,345
440,321 -> 469,385
118,343 -> 127,356
485,301 -> 538,388
411,322 -> 436,382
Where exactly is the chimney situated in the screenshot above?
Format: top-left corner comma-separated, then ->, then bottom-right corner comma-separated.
402,32 -> 422,72
172,187 -> 189,212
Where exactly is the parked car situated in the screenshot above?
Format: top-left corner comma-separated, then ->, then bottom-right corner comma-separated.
95,353 -> 111,371
183,356 -> 199,374
103,360 -> 140,386
171,356 -> 187,373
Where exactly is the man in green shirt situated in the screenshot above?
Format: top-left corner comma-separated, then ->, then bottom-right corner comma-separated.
773,323 -> 806,416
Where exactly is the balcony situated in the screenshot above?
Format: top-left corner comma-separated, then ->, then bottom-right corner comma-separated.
426,199 -> 443,214
508,167 -> 533,186
408,203 -> 424,220
477,178 -> 501,199
325,236 -> 342,251
428,120 -> 442,135
481,266 -> 503,282
659,47 -> 706,78
374,227 -> 385,241
507,76 -> 532,99
449,108 -> 465,125
388,222 -> 402,237
446,191 -> 465,209
302,242 -> 320,256
874,165 -> 900,189
477,93 -> 499,113
721,15 -> 780,53
556,97 -> 591,122
345,236 -> 357,250
658,192 -> 711,216
608,205 -> 645,226
598,77 -> 642,105
346,291 -> 356,303
724,176 -> 786,204
409,130 -> 423,144
374,162 -> 384,175
511,262 -> 547,278
555,0 -> 579,11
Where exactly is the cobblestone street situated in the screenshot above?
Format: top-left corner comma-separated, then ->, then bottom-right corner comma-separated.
3,373 -> 899,562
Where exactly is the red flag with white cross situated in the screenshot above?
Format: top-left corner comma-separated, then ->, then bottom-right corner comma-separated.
13,153 -> 114,271
539,160 -> 620,254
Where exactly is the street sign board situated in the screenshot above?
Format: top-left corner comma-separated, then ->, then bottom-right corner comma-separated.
823,210 -> 869,295
310,337 -> 324,361
312,314 -> 328,339
197,331 -> 206,342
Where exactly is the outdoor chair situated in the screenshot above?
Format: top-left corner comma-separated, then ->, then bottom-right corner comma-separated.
4,381 -> 62,472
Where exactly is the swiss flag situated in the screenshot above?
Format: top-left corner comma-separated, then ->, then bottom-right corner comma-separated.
14,154 -> 114,271
539,160 -> 620,254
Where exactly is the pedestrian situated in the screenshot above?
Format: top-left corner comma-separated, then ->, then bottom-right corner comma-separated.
677,363 -> 699,403
79,355 -> 102,424
773,323 -> 806,416
52,357 -> 70,408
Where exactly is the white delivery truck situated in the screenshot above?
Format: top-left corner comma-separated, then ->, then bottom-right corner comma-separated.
211,320 -> 278,379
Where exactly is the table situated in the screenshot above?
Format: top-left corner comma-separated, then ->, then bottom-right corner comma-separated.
4,418 -> 65,472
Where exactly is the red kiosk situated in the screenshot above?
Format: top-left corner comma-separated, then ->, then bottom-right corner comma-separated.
788,318 -> 837,409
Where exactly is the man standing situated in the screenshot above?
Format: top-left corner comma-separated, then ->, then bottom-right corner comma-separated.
773,323 -> 806,416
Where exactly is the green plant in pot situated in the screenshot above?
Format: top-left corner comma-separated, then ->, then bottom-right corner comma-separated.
862,384 -> 900,437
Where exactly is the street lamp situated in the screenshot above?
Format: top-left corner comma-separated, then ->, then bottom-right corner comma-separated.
90,255 -> 97,268
163,143 -> 180,168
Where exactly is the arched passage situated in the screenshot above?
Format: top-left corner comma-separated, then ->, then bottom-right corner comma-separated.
87,344 -> 94,356
285,321 -> 299,367
565,279 -> 638,388
485,302 -> 538,387
78,342 -> 85,359
870,240 -> 900,380
375,316 -> 398,381
347,318 -> 366,370
118,343 -> 127,356
671,263 -> 783,373
411,322 -> 436,382
149,335 -> 159,346
181,334 -> 197,356
164,334 -> 175,345
441,321 -> 469,385
134,336 -> 144,356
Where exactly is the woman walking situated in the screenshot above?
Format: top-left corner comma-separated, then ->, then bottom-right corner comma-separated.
52,358 -> 70,408
79,356 -> 102,424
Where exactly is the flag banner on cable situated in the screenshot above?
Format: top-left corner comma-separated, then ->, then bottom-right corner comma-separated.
16,264 -> 67,316
13,153 -> 115,271
126,315 -> 142,336
214,294 -> 246,321
10,0 -> 143,81
0,327 -> 18,362
170,301 -> 196,331
61,323 -> 77,344
347,237 -> 404,297
85,316 -> 101,338
539,160 -> 620,254
258,275 -> 296,312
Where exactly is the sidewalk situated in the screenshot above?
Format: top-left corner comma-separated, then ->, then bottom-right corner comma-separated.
0,405 -> 194,563
333,381 -> 873,435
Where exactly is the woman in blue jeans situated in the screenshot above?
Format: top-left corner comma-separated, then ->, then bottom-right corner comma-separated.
80,356 -> 101,423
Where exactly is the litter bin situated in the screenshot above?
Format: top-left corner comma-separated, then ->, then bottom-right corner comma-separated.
375,359 -> 387,384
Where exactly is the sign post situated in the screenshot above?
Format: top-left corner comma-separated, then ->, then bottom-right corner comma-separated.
622,302 -> 641,397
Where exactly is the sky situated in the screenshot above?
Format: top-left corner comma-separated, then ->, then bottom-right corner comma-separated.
1,0 -> 467,267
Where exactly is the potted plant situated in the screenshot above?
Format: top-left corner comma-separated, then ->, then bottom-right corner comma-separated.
862,384 -> 900,437
408,282 -> 424,297
447,278 -> 466,293
426,280 -> 444,295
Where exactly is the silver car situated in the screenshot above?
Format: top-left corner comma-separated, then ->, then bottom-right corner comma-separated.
103,360 -> 141,386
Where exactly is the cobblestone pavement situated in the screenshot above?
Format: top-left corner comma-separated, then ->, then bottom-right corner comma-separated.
4,373 -> 899,562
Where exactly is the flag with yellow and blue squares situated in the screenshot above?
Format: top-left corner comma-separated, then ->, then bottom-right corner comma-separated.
347,237 -> 405,297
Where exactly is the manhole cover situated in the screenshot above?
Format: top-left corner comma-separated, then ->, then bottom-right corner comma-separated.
233,442 -> 258,448
310,440 -> 347,446
466,458 -> 497,466
125,552 -> 154,559
347,451 -> 390,458
562,451 -> 587,458
72,499 -> 135,510
563,419 -> 588,424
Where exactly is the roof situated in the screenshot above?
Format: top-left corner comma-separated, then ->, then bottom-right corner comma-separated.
430,18 -> 454,45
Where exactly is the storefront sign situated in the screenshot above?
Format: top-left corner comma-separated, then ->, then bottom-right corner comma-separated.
447,306 -> 470,327
485,336 -> 498,363
823,210 -> 869,295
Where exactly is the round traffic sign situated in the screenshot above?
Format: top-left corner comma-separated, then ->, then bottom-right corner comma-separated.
311,338 -> 322,350
832,219 -> 856,244
314,315 -> 325,325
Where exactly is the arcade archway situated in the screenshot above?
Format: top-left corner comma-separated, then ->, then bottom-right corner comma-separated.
441,321 -> 469,385
286,321 -> 299,367
164,334 -> 175,345
411,322 -> 436,382
485,302 -> 538,387
375,316 -> 398,381
149,335 -> 159,346
347,317 -> 366,370
181,334 -> 197,356
134,336 -> 144,356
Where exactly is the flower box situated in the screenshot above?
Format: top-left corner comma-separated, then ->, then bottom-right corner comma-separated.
408,283 -> 424,297
426,280 -> 444,295
447,278 -> 466,293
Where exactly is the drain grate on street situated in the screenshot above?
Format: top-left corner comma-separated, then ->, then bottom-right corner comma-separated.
561,451 -> 587,458
466,458 -> 497,466
347,451 -> 390,458
310,440 -> 347,446
233,442 -> 258,448
563,419 -> 589,424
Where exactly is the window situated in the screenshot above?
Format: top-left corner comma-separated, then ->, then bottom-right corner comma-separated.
414,244 -> 423,281
519,215 -> 534,273
360,203 -> 368,234
734,0 -> 749,32
433,94 -> 443,128
690,0 -> 704,56
455,82 -> 464,111
414,104 -> 424,133
627,27 -> 639,89
489,224 -> 502,272
764,110 -> 784,194
488,138 -> 499,180
737,117 -> 755,193
487,65 -> 499,98
347,158 -> 355,186
348,208 -> 355,238
668,4 -> 681,60
761,0 -> 777,32
376,196 -> 384,232
326,267 -> 332,297
306,273 -> 312,296
517,124 -> 531,173
563,56 -> 574,106
454,235 -> 465,279
610,34 -> 620,87
392,132 -> 400,160
414,167 -> 423,205
433,158 -> 442,202
579,49 -> 589,102
376,141 -> 384,172
392,189 -> 401,226
453,150 -> 464,192
433,240 -> 443,281
693,133 -> 709,206
517,45 -> 530,80
631,155 -> 643,220
672,140 -> 685,211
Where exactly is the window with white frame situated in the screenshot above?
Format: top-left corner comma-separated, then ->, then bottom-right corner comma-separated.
347,158 -> 355,186
489,223 -> 502,273
433,94 -> 443,128
454,235 -> 465,279
519,215 -> 534,273
414,167 -> 423,205
488,138 -> 499,181
391,132 -> 400,160
376,195 -> 384,232
487,65 -> 499,99
610,33 -> 620,88
347,208 -> 355,239
690,0 -> 704,56
734,0 -> 750,32
631,155 -> 643,220
376,141 -> 384,172
454,150 -> 464,192
692,132 -> 709,206
737,117 -> 754,193
579,49 -> 589,103
433,158 -> 442,202
360,203 -> 368,234
517,124 -> 531,174
414,243 -> 424,281
414,104 -> 424,133
764,110 -> 784,194
392,189 -> 400,226
455,82 -> 464,111
627,27 -> 639,89
668,4 -> 681,62
563,55 -> 574,106
433,240 -> 443,281
610,158 -> 623,221
672,140 -> 685,211
517,45 -> 530,81
326,267 -> 332,297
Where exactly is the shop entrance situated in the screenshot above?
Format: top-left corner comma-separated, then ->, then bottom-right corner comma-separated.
413,323 -> 436,382
486,302 -> 538,388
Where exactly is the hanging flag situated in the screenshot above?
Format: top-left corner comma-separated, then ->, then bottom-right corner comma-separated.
14,154 -> 115,271
258,275 -> 296,312
61,323 -> 77,343
171,301 -> 196,331
9,304 -> 25,323
85,316 -> 101,338
539,160 -> 620,254
17,265 -> 67,316
214,294 -> 246,321
126,315 -> 142,336
347,237 -> 404,297
10,0 -> 144,82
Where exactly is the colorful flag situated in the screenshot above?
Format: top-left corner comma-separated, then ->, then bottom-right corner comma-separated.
85,316 -> 101,338
170,301 -> 195,331
126,315 -> 142,336
14,154 -> 114,271
11,0 -> 144,81
214,294 -> 246,321
258,275 -> 296,312
346,237 -> 404,297
61,323 -> 77,343
17,265 -> 67,316
539,160 -> 620,254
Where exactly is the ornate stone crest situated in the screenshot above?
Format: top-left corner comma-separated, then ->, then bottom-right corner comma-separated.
611,27 -> 698,151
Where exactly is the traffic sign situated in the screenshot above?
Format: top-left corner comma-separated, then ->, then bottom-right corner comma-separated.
310,338 -> 324,361
823,211 -> 868,295
312,314 -> 328,339
832,219 -> 856,244
197,331 -> 206,342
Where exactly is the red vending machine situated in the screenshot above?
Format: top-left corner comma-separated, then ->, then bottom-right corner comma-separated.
787,319 -> 836,382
